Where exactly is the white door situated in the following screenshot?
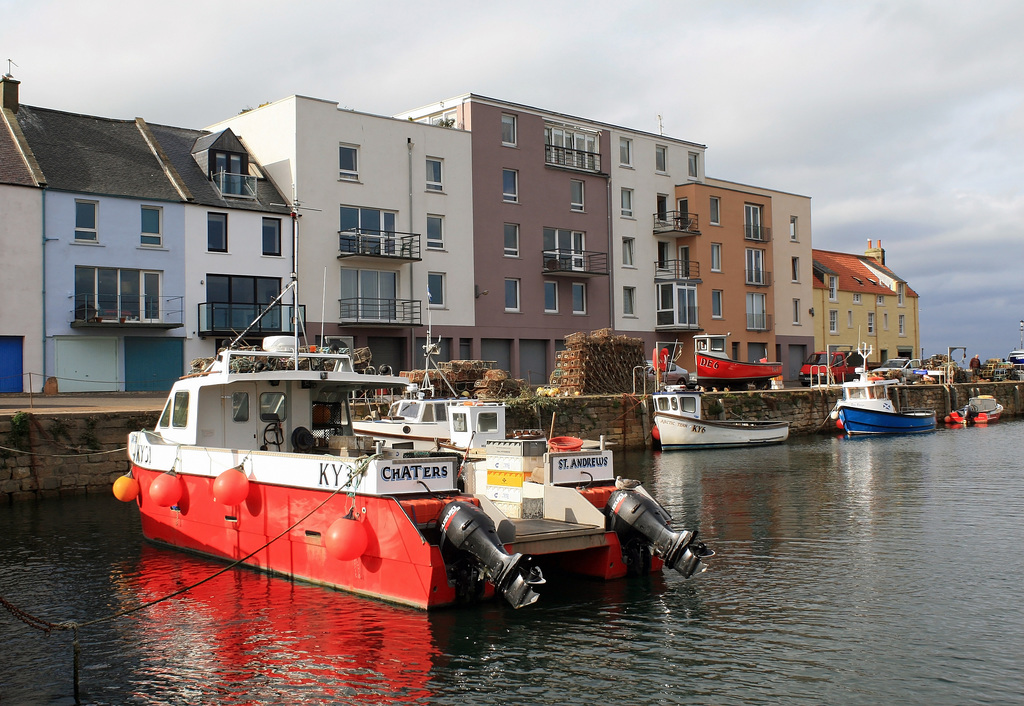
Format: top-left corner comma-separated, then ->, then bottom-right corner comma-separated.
55,337 -> 118,392
223,383 -> 258,450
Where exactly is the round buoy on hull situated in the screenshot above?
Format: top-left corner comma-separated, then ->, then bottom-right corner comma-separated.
149,472 -> 182,507
213,467 -> 249,505
113,475 -> 140,502
325,515 -> 368,561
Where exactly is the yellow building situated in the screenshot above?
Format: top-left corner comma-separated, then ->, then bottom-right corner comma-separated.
811,241 -> 920,363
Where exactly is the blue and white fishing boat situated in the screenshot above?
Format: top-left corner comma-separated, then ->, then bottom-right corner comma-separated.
830,345 -> 936,436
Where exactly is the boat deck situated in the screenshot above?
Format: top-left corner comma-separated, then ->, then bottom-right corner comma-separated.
507,517 -> 609,555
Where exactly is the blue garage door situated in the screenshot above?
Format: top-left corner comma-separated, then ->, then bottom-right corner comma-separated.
125,337 -> 184,391
0,336 -> 23,392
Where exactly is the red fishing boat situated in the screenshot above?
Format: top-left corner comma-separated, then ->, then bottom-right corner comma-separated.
693,334 -> 782,389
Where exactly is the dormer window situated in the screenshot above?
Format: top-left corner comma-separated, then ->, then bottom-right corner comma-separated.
211,150 -> 256,198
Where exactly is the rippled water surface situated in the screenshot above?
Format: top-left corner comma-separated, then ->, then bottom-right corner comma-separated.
3,421 -> 1024,704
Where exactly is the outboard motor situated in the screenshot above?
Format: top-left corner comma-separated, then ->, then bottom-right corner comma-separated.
606,489 -> 713,578
440,501 -> 545,609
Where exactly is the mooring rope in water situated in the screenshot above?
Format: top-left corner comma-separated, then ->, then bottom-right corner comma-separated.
0,452 -> 379,703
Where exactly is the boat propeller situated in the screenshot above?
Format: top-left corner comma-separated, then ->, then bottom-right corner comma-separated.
606,489 -> 713,578
440,501 -> 545,609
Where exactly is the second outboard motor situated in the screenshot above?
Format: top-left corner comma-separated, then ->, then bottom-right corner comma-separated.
606,489 -> 713,578
440,501 -> 545,609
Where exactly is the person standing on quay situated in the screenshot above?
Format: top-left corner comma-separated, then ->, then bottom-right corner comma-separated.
970,354 -> 981,379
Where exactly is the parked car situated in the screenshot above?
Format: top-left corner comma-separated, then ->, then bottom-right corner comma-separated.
799,350 -> 865,386
871,357 -> 923,379
646,360 -> 693,388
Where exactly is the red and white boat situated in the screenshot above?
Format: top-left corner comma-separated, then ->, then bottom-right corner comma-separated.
118,337 -> 711,610
693,334 -> 782,389
946,395 -> 1003,425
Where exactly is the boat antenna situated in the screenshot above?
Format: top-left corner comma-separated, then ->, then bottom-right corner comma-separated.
421,282 -> 458,398
272,188 -> 320,369
320,266 -> 327,349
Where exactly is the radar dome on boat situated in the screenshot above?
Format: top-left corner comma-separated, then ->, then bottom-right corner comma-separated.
149,472 -> 182,507
325,515 -> 369,561
112,475 -> 139,502
213,467 -> 249,506
263,336 -> 296,353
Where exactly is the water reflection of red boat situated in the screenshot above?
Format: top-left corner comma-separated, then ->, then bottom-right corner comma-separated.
118,546 -> 440,703
694,334 -> 782,389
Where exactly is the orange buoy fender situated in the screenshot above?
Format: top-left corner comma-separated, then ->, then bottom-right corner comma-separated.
549,436 -> 584,452
325,515 -> 369,561
112,475 -> 140,502
213,467 -> 249,505
149,472 -> 182,507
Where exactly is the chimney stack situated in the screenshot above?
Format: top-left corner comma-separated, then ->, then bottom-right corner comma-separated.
1,75 -> 19,113
864,238 -> 885,265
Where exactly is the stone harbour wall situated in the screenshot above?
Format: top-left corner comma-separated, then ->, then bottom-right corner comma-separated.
3,381 -> 1021,502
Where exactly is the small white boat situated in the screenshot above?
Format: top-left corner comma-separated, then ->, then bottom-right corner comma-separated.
652,386 -> 790,449
353,398 -> 511,450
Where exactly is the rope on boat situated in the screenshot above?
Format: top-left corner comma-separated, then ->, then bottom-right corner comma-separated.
0,443 -> 127,457
0,452 -> 380,704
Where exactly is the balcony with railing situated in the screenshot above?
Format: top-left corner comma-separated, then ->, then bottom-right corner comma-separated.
212,171 -> 257,199
198,303 -> 304,336
743,224 -> 771,242
339,298 -> 421,327
656,305 -> 700,330
71,294 -> 184,328
338,230 -> 422,262
544,144 -> 601,173
745,269 -> 772,287
541,249 -> 608,277
653,211 -> 700,236
654,259 -> 701,281
747,312 -> 773,332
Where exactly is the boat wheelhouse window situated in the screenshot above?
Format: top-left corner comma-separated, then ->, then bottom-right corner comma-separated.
681,396 -> 697,414
477,412 -> 499,433
657,397 -> 670,411
451,411 -> 468,433
159,399 -> 172,428
232,392 -> 249,422
171,391 -> 189,428
260,392 -> 287,422
393,401 -> 417,419
422,403 -> 447,423
670,397 -> 679,411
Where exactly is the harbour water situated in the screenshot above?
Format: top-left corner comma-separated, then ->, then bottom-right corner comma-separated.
2,421 -> 1023,704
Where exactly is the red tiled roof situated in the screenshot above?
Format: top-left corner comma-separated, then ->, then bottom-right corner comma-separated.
812,249 -> 918,298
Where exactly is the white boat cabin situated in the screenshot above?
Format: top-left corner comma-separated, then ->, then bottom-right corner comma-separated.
653,386 -> 702,419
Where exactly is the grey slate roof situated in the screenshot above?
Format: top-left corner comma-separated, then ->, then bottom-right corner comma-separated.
0,116 -> 39,187
15,106 -> 180,200
145,122 -> 290,214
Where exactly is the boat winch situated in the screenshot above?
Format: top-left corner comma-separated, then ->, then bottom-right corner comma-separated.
440,501 -> 545,609
606,489 -> 712,578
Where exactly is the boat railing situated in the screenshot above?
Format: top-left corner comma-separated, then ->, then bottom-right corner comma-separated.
808,364 -> 837,387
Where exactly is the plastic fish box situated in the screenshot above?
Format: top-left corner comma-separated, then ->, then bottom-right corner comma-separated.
485,439 -> 547,457
486,455 -> 545,473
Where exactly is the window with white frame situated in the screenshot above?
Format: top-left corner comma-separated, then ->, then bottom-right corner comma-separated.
710,243 -> 722,272
709,196 -> 720,225
828,276 -> 838,301
501,114 -> 517,146
544,125 -> 599,170
897,282 -> 905,305
899,314 -> 906,335
793,298 -> 801,324
504,223 -> 519,257
339,144 -> 359,181
746,292 -> 767,330
655,145 -> 667,173
877,294 -> 885,305
712,289 -> 723,318
620,188 -> 633,217
745,248 -> 766,285
502,169 -> 518,202
829,310 -> 838,334
141,206 -> 161,246
544,281 -> 558,313
687,152 -> 699,179
790,216 -> 798,241
791,256 -> 799,282
623,286 -> 636,316
867,312 -> 875,334
340,269 -> 398,322
656,282 -> 697,327
543,228 -> 585,270
883,312 -> 889,330
853,293 -> 861,304
622,237 -> 635,267
570,180 -> 585,212
262,217 -> 281,256
505,278 -> 520,311
426,215 -> 443,249
426,158 -> 443,191
427,272 -> 445,307
75,200 -> 98,242
572,282 -> 587,314
619,137 -> 632,166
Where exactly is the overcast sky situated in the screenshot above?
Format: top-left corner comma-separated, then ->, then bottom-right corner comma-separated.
5,0 -> 1022,361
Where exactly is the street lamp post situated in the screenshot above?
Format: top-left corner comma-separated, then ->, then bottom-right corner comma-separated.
1019,320 -> 1023,350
